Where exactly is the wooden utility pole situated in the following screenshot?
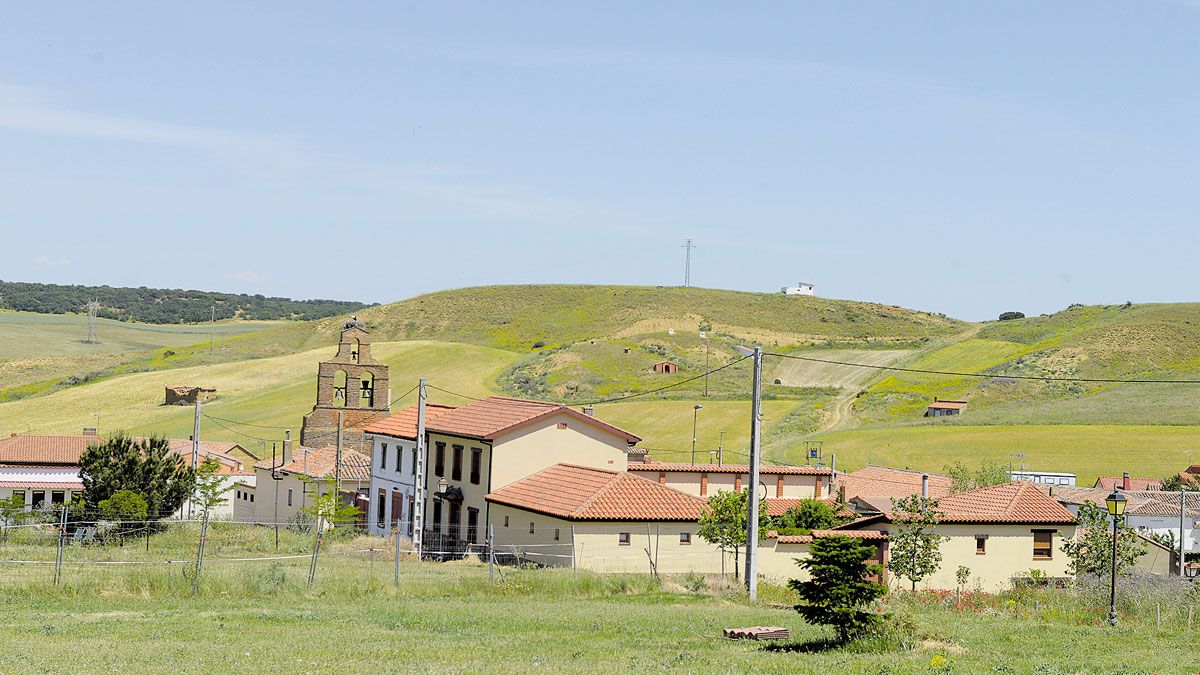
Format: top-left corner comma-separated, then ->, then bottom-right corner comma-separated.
188,399 -> 201,519
745,346 -> 763,602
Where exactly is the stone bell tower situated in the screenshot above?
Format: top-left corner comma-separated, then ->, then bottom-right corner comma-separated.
300,317 -> 390,451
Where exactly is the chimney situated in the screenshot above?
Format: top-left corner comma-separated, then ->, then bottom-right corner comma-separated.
921,474 -> 929,498
582,406 -> 595,417
282,430 -> 293,464
1122,471 -> 1130,491
82,427 -> 97,437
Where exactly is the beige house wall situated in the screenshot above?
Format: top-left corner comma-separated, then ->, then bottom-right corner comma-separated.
756,539 -> 813,584
629,470 -> 827,500
870,523 -> 1077,592
235,468 -> 367,525
487,504 -> 731,574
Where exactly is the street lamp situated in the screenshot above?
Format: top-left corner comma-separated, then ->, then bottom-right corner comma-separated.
1105,490 -> 1127,627
691,405 -> 703,465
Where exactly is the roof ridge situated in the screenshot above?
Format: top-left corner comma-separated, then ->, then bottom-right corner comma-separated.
573,470 -> 628,516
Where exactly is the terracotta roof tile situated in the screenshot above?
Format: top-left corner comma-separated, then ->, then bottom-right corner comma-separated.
933,482 -> 1076,524
927,400 -> 967,410
1095,476 -> 1164,491
426,397 -> 640,442
0,434 -> 244,471
769,529 -> 888,544
486,463 -> 705,521
255,446 -> 372,482
362,403 -> 459,439
634,461 -> 831,476
837,466 -> 954,500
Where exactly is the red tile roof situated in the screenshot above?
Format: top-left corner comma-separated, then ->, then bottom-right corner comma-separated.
362,403 -> 459,439
927,400 -> 967,410
764,497 -> 856,518
837,466 -> 954,501
255,446 -> 372,482
632,461 -> 831,476
0,434 -> 244,470
485,463 -> 706,521
934,482 -> 1075,524
426,397 -> 640,443
1094,476 -> 1164,491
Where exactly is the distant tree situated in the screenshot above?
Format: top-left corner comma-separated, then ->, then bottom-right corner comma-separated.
998,311 -> 1025,321
698,490 -> 769,580
771,499 -> 851,534
80,434 -> 196,523
1160,473 -> 1200,492
944,461 -> 1010,494
791,536 -> 888,643
888,494 -> 946,591
191,458 -> 233,519
1060,502 -> 1147,580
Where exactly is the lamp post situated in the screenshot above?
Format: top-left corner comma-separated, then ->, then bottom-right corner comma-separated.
691,404 -> 703,465
1105,490 -> 1127,627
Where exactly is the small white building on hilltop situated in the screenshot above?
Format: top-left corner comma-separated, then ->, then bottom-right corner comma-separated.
782,282 -> 814,296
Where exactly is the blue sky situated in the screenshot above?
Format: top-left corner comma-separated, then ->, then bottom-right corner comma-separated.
2,2 -> 1198,321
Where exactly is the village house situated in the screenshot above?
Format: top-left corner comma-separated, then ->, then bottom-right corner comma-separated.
781,282 -> 815,296
0,431 -> 254,517
924,398 -> 966,417
484,463 -> 729,573
834,465 -> 955,515
234,445 -> 372,525
834,481 -> 1078,591
626,460 -> 832,501
1011,470 -> 1076,487
363,396 -> 641,549
1047,485 -> 1200,569
360,402 -> 457,537
651,361 -> 678,374
163,385 -> 217,406
1094,473 -> 1163,491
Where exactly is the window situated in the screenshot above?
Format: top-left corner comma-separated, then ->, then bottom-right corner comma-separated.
380,442 -> 388,470
376,489 -> 386,528
470,447 -> 482,485
554,528 -> 560,541
680,532 -> 691,545
250,493 -> 254,503
51,490 -> 65,504
975,535 -> 987,555
287,488 -> 293,507
449,502 -> 461,540
529,522 -> 535,535
1058,477 -> 1069,485
618,532 -> 631,546
12,490 -> 24,504
395,445 -> 402,473
504,515 -> 510,528
392,491 -> 403,528
1033,530 -> 1054,559
432,501 -> 442,531
452,445 -> 463,481
467,507 -> 479,544
434,442 -> 445,477
411,448 -> 417,476
32,491 -> 45,508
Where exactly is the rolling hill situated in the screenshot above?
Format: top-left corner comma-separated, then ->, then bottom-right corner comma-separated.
4,286 -> 1200,484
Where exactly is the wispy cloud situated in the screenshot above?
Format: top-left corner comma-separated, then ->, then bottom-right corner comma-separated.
34,255 -> 71,269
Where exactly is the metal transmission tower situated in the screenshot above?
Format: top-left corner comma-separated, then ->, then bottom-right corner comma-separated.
681,239 -> 696,287
84,300 -> 100,344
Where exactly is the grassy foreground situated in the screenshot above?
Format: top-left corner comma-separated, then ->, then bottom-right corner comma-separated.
0,524 -> 1196,673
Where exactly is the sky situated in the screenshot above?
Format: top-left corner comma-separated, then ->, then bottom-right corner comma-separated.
1,2 -> 1198,321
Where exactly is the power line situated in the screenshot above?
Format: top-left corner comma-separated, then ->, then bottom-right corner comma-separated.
425,385 -> 482,402
198,382 -> 423,436
764,351 -> 1200,384
579,355 -> 751,405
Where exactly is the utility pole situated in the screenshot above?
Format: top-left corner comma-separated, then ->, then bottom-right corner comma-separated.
717,430 -> 724,467
681,239 -> 696,287
691,404 -> 703,465
745,346 -> 763,602
1181,488 -> 1188,577
702,330 -> 710,397
412,378 -> 428,558
188,399 -> 201,519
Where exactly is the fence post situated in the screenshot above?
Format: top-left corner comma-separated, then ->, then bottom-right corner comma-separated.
307,516 -> 324,587
191,509 -> 210,596
394,527 -> 401,590
53,504 -> 67,586
570,525 -> 576,578
488,523 -> 495,583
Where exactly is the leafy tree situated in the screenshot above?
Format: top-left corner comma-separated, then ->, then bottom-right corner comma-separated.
1060,502 -> 1147,580
944,461 -> 1010,494
698,489 -> 769,580
771,499 -> 851,534
998,311 -> 1025,321
300,480 -> 361,529
790,536 -> 888,643
98,489 -> 149,539
1160,473 -> 1200,492
191,458 -> 232,519
888,494 -> 946,590
80,434 -> 196,523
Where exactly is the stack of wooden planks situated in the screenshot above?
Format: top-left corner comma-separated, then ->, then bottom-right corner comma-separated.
723,626 -> 790,640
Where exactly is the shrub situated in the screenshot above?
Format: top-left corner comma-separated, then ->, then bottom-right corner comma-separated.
998,311 -> 1025,321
